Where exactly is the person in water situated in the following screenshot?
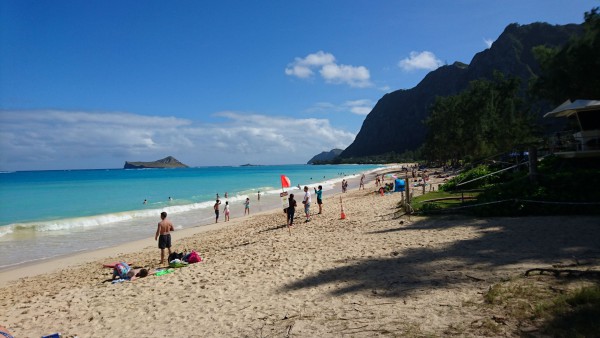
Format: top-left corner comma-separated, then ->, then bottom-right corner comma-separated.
244,198 -> 250,215
214,199 -> 221,223
155,211 -> 174,265
224,201 -> 230,222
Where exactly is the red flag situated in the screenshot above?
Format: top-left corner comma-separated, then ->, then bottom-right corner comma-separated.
280,175 -> 291,188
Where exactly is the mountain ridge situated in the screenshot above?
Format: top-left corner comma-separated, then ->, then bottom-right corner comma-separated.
340,22 -> 582,159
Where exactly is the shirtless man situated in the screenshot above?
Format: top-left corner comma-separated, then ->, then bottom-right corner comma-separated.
155,211 -> 174,264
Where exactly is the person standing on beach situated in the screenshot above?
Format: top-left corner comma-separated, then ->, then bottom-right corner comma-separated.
302,186 -> 311,222
287,193 -> 297,227
314,185 -> 323,214
214,199 -> 221,223
224,201 -> 230,222
244,197 -> 250,215
257,191 -> 260,201
155,211 -> 174,265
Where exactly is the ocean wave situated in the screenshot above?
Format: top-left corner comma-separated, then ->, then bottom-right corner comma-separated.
1,198 -> 230,235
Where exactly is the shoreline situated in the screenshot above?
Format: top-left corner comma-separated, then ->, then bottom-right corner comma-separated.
0,165 -> 395,285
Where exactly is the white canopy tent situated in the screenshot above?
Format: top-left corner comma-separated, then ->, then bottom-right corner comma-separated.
545,99 -> 600,153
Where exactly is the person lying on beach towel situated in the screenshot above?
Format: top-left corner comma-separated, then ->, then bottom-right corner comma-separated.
112,262 -> 151,281
0,325 -> 14,338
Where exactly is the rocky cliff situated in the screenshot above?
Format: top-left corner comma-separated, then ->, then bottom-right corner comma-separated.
124,156 -> 188,169
340,22 -> 582,159
307,149 -> 344,164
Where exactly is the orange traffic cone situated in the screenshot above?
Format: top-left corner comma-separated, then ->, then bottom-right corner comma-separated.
340,197 -> 346,219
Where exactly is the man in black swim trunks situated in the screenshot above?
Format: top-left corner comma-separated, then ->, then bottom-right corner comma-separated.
155,211 -> 174,264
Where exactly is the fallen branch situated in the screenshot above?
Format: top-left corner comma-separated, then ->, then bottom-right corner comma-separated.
465,274 -> 485,282
525,268 -> 600,278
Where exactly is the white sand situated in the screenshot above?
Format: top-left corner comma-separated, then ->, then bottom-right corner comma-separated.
0,169 -> 598,337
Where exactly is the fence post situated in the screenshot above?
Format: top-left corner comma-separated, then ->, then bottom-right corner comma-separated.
405,172 -> 411,210
528,147 -> 538,184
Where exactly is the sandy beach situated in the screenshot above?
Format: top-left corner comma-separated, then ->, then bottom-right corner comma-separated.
1,169 -> 599,337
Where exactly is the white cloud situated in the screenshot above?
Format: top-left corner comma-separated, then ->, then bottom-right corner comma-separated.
286,51 -> 372,88
398,51 -> 443,71
320,64 -> 371,88
484,38 -> 494,49
0,109 -> 356,170
285,51 -> 336,78
344,100 -> 373,115
306,99 -> 374,116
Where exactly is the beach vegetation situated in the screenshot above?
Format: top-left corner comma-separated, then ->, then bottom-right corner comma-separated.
422,72 -> 536,166
540,285 -> 600,337
417,156 -> 600,216
472,156 -> 600,216
410,190 -> 480,213
315,149 -> 423,165
530,7 -> 600,103
482,278 -> 600,337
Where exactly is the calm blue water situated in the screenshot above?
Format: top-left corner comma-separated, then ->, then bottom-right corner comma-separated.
0,164 -> 382,269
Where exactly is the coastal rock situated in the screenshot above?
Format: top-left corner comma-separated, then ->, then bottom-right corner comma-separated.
307,149 -> 344,164
340,22 -> 583,159
123,156 -> 188,169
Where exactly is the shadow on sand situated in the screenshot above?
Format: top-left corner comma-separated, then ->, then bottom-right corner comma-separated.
281,215 -> 600,298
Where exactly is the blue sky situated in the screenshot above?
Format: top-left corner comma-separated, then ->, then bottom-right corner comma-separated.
0,0 -> 597,171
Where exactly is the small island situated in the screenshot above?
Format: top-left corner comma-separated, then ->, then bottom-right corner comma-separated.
123,156 -> 188,169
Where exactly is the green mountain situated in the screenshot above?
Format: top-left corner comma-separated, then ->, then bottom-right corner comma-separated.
340,22 -> 582,159
307,148 -> 344,164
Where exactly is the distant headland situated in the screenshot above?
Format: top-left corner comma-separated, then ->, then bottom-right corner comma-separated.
123,156 -> 189,169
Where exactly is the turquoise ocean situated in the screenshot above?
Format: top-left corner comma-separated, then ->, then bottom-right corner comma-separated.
0,164 -> 382,270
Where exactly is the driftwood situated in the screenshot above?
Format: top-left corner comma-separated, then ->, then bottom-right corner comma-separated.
525,268 -> 600,278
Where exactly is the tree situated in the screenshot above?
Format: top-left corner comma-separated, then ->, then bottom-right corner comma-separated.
423,73 -> 534,163
531,7 -> 600,103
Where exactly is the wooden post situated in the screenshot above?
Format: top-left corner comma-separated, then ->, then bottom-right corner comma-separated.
405,172 -> 411,210
528,147 -> 538,184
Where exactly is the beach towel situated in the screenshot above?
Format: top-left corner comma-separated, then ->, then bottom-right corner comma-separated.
155,268 -> 175,276
169,259 -> 189,268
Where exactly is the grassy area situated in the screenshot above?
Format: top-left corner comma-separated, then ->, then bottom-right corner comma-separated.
408,190 -> 480,214
482,278 -> 600,337
431,156 -> 600,216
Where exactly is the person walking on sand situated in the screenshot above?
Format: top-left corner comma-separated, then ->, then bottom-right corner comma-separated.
287,193 -> 297,227
224,201 -> 230,221
314,185 -> 323,214
257,191 -> 260,201
359,174 -> 365,190
155,211 -> 174,265
302,186 -> 312,222
214,199 -> 221,223
244,197 -> 250,215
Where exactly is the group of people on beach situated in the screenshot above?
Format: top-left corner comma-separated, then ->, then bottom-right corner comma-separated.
286,185 -> 323,227
114,172 -> 390,284
213,194 -> 251,223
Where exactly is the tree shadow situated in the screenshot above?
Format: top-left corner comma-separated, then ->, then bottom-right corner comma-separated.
281,216 -> 600,298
